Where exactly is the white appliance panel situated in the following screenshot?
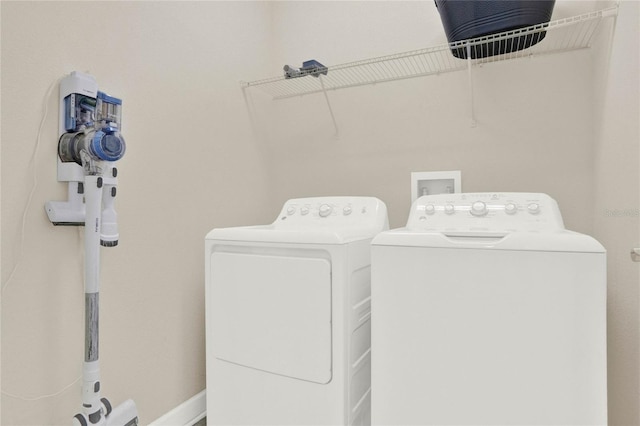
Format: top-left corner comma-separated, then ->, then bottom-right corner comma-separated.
372,246 -> 607,425
371,193 -> 606,426
211,251 -> 332,384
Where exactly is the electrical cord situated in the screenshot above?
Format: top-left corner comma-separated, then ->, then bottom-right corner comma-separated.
1,76 -> 84,402
2,76 -> 60,293
1,375 -> 82,401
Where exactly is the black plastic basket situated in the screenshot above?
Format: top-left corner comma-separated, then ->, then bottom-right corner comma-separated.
435,0 -> 556,59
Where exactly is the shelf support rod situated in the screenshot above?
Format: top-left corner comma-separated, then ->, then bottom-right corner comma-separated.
466,42 -> 477,127
240,83 -> 262,142
319,75 -> 339,138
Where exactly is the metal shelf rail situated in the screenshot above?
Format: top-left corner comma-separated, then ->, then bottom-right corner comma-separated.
242,5 -> 618,128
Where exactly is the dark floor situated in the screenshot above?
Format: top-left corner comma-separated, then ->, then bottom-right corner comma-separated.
193,417 -> 206,426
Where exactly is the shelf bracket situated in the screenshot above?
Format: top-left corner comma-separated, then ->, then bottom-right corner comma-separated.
466,43 -> 477,127
319,75 -> 339,138
240,82 -> 260,141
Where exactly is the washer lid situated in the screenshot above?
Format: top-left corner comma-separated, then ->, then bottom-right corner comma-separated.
372,192 -> 603,252
372,228 -> 605,253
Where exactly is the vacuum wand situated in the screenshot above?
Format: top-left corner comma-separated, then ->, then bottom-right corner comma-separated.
73,174 -> 137,426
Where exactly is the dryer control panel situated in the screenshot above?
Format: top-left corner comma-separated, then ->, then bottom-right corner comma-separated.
275,196 -> 389,231
407,193 -> 565,233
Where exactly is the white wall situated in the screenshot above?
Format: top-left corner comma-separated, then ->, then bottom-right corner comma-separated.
1,2 -> 273,424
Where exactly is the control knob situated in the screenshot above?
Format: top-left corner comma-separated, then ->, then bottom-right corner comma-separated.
319,204 -> 333,218
470,201 -> 488,217
527,203 -> 541,214
505,203 -> 517,215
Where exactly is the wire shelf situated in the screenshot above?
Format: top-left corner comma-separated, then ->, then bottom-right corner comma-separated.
243,6 -> 618,100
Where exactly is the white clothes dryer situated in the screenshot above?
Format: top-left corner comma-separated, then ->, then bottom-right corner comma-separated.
205,197 -> 388,425
371,193 -> 606,426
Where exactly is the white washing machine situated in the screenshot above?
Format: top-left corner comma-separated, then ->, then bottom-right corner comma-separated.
371,193 -> 607,425
205,196 -> 388,425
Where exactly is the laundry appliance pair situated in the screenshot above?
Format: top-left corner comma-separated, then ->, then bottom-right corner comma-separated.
205,194 -> 607,425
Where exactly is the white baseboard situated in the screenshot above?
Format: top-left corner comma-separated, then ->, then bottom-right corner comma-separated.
148,390 -> 206,426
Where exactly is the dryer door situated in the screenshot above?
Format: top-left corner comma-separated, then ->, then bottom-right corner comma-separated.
210,251 -> 332,384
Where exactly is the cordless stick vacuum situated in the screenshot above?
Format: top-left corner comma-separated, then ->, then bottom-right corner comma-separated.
45,72 -> 138,426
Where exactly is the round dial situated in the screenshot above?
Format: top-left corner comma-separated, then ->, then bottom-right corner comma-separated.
527,203 -> 541,214
319,204 -> 333,217
424,205 -> 436,215
505,203 -> 517,215
470,201 -> 488,216
444,204 -> 455,215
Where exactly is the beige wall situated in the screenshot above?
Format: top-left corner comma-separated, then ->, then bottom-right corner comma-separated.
1,2 -> 274,424
592,1 -> 640,424
2,1 -> 638,425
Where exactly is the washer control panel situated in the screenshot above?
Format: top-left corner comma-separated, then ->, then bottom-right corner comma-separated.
274,196 -> 388,230
407,193 -> 565,232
